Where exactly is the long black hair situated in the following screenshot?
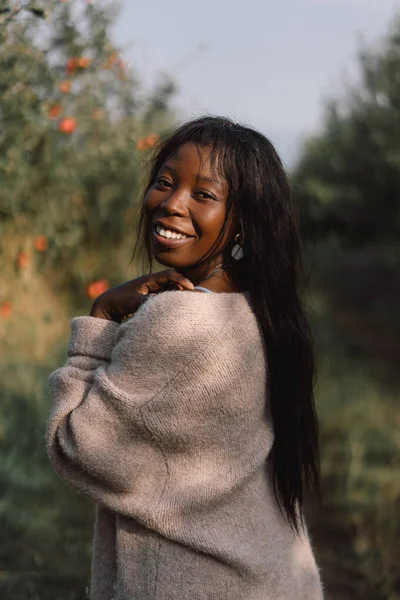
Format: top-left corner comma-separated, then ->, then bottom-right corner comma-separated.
132,116 -> 319,532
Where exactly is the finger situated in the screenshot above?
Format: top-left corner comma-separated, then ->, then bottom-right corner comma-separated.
167,272 -> 195,290
139,275 -> 177,294
152,271 -> 194,290
145,270 -> 195,292
140,278 -> 163,293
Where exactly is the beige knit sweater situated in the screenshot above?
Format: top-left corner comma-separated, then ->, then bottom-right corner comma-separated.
46,290 -> 324,600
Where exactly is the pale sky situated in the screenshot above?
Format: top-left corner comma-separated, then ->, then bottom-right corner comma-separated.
114,0 -> 398,166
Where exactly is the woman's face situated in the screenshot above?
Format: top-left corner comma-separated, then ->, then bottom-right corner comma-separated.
144,142 -> 234,275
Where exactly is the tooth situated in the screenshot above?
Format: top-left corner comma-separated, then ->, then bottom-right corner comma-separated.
155,225 -> 189,239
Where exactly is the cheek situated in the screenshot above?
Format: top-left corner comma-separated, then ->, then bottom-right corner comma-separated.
199,209 -> 228,241
143,189 -> 157,212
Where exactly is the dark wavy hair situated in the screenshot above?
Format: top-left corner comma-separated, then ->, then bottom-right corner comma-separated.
132,115 -> 319,532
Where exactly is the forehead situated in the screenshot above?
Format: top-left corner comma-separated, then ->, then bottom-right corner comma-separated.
163,143 -> 224,183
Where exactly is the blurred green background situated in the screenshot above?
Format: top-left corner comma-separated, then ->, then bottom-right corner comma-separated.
0,1 -> 399,599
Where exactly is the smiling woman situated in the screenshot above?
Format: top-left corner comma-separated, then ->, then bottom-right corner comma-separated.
143,142 -> 237,290
46,116 -> 323,600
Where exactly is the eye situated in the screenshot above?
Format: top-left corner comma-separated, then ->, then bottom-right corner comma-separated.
154,177 -> 172,188
194,190 -> 216,201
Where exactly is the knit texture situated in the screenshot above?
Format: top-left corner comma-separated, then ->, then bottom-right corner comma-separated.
46,290 -> 324,600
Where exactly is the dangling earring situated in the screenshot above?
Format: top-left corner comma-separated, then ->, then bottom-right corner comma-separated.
231,233 -> 244,260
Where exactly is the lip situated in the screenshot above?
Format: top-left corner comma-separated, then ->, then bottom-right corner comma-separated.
153,230 -> 193,248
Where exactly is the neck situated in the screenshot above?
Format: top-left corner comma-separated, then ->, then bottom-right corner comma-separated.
179,258 -> 241,292
179,260 -> 225,286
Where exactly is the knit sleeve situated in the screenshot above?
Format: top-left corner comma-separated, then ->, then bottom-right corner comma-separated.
46,291 -> 266,522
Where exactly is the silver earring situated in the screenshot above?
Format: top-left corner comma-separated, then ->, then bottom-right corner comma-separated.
231,234 -> 244,260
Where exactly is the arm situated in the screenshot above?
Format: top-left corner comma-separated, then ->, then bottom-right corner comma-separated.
47,292 -> 248,520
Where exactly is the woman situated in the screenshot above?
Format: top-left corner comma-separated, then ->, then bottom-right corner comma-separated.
46,116 -> 324,599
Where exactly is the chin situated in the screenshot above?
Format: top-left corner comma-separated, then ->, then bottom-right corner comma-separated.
153,253 -> 190,269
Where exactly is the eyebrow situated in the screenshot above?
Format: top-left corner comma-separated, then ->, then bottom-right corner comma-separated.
161,164 -> 224,190
197,175 -> 223,188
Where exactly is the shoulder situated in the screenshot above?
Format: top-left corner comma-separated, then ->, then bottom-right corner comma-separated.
105,291 -> 266,393
136,289 -> 253,326
117,290 -> 258,351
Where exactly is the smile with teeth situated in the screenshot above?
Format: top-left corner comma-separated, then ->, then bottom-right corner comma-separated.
155,224 -> 189,240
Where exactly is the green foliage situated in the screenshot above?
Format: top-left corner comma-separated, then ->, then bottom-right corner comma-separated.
294,17 -> 400,599
307,295 -> 400,599
293,19 -> 400,384
0,2 -> 176,597
0,363 -> 93,599
294,17 -> 400,244
0,0 -> 174,290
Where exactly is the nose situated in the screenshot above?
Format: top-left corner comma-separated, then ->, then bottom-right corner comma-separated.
160,186 -> 190,216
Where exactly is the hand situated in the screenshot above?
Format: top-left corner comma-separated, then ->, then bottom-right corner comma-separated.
89,269 -> 195,322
